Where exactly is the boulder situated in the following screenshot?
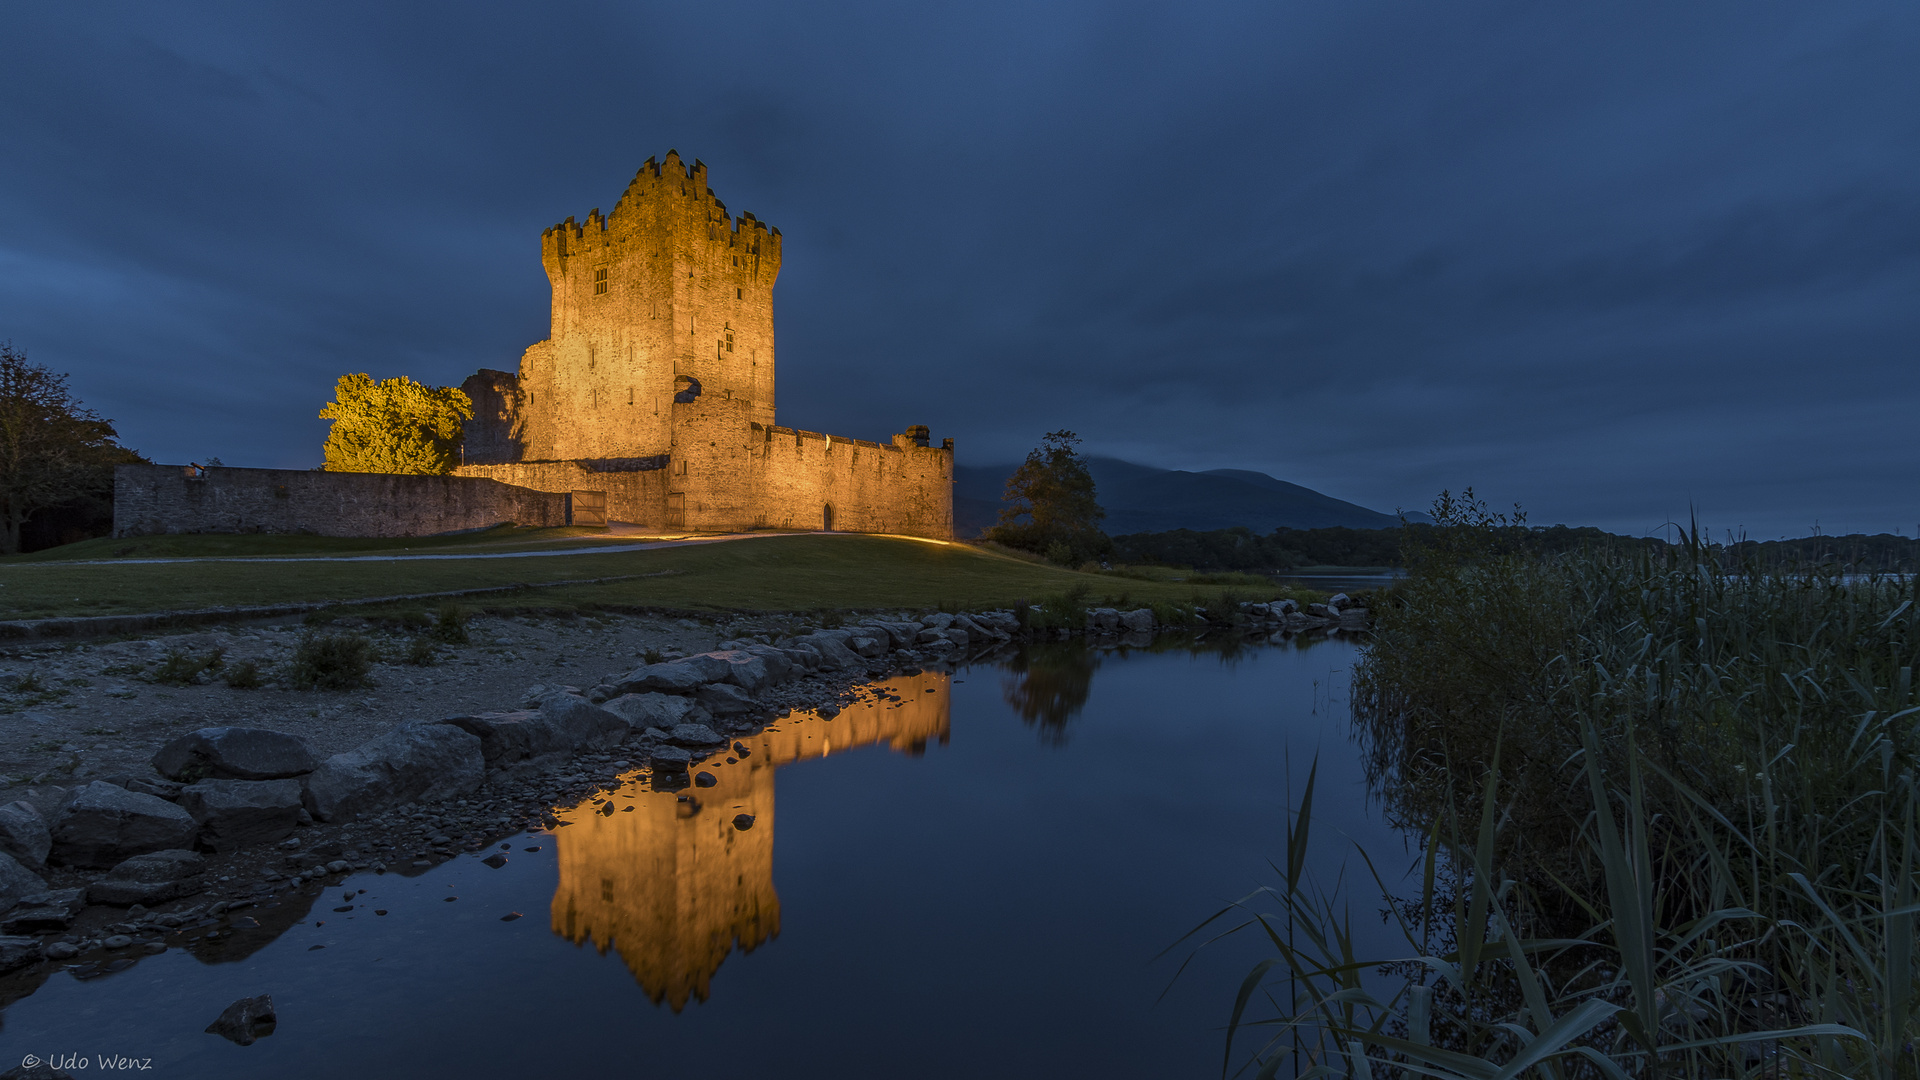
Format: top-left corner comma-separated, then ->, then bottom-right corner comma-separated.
844,632 -> 889,659
0,800 -> 51,868
665,723 -> 726,747
779,643 -> 824,670
1272,598 -> 1299,615
694,650 -> 773,692
1326,593 -> 1351,612
919,612 -> 955,631
87,849 -> 207,906
1120,608 -> 1156,632
151,727 -> 319,782
696,683 -> 759,716
736,643 -> 798,681
1307,603 -> 1333,618
177,779 -> 303,852
0,851 -> 46,911
864,621 -> 922,649
0,935 -> 41,974
647,745 -> 693,771
303,722 -> 484,823
791,631 -> 862,670
205,994 -> 277,1046
616,661 -> 707,695
604,692 -> 701,730
49,782 -> 198,868
1085,608 -> 1121,632
1,888 -> 85,932
539,696 -> 633,752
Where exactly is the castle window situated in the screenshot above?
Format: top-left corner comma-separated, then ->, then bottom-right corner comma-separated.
593,268 -> 608,295
725,329 -> 734,352
587,345 -> 596,371
736,288 -> 742,299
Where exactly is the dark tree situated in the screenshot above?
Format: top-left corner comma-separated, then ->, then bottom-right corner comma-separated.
986,430 -> 1111,565
0,343 -> 142,554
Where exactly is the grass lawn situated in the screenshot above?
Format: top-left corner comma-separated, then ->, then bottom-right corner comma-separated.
2,533 -> 1315,620
9,524 -> 616,563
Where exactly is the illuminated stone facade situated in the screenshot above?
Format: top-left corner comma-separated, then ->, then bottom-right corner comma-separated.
457,152 -> 953,538
548,672 -> 952,1009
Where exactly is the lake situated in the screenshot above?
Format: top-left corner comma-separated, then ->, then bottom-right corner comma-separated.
0,633 -> 1410,1078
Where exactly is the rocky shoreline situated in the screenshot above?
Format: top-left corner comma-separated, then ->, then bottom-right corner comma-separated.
0,594 -> 1366,1011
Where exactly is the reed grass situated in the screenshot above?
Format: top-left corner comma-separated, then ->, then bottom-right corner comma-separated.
1185,513 -> 1918,1078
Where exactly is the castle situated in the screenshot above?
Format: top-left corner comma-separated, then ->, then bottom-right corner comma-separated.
453,152 -> 954,539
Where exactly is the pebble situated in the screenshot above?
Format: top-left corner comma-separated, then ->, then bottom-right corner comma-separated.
443,896 -> 458,903
694,771 -> 717,787
103,935 -> 133,950
326,860 -> 353,874
141,942 -> 167,955
46,942 -> 78,960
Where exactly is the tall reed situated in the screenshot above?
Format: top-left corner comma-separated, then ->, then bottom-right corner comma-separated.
1191,516 -> 1918,1078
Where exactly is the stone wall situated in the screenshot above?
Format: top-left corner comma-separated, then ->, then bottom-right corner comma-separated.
453,459 -> 671,528
113,465 -> 569,539
749,427 -> 953,539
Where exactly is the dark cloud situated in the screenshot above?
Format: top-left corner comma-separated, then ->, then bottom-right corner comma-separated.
1,0 -> 1913,536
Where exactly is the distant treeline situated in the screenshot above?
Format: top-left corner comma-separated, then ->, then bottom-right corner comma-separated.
1111,524 -> 1919,572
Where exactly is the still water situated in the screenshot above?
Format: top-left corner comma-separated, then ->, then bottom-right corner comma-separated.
0,636 -> 1408,1078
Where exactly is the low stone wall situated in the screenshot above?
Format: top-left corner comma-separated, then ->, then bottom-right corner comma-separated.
452,459 -> 670,528
112,465 -> 568,539
748,427 -> 953,540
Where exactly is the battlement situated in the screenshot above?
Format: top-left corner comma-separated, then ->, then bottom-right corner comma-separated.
541,150 -> 781,261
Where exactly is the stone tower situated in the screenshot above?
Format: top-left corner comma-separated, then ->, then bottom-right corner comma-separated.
466,150 -> 782,463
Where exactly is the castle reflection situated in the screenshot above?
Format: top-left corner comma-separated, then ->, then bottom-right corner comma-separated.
549,671 -> 952,1010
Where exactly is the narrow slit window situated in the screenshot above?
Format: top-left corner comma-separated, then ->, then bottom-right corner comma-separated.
593,268 -> 608,295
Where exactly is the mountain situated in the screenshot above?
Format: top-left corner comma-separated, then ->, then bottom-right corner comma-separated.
953,457 -> 1425,538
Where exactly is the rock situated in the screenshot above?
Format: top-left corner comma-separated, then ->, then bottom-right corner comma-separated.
0,935 -> 41,973
1120,608 -> 1156,632
647,746 -> 692,772
1,888 -> 85,932
1085,608 -> 1121,632
480,853 -> 508,869
843,633 -> 887,658
0,851 -> 47,911
735,643 -> 797,681
100,775 -> 185,800
326,860 -> 352,874
693,771 -> 717,787
205,994 -> 277,1045
540,695 -> 635,751
1272,598 -> 1299,615
665,723 -> 725,747
1307,603 -> 1333,618
1326,593 -> 1351,612
778,643 -> 823,670
615,661 -> 707,695
88,849 -> 207,906
863,621 -> 921,649
919,612 -> 955,630
102,934 -> 133,950
302,722 -> 484,823
44,941 -> 78,960
732,814 -> 755,830
49,782 -> 199,868
914,628 -> 945,645
790,631 -> 862,670
940,628 -> 970,646
152,727 -> 319,782
603,692 -> 699,729
695,683 -> 758,716
177,779 -> 304,852
0,800 -> 51,868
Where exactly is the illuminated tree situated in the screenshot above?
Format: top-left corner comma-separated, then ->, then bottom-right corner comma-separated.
0,343 -> 142,555
319,374 -> 472,474
986,429 -> 1111,565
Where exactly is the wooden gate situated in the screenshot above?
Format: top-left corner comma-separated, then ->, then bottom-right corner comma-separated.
570,490 -> 608,527
666,492 -> 686,529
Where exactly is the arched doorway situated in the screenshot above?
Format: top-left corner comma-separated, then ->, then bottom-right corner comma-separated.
822,503 -> 834,532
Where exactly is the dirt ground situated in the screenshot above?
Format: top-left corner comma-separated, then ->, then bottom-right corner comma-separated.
0,609 -> 814,799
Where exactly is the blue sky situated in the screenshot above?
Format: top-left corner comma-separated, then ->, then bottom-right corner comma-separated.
2,1 -> 1915,537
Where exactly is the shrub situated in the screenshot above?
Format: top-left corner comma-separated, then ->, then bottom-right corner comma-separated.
402,637 -> 438,666
288,632 -> 374,690
431,603 -> 469,644
222,660 -> 262,689
151,648 -> 224,686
